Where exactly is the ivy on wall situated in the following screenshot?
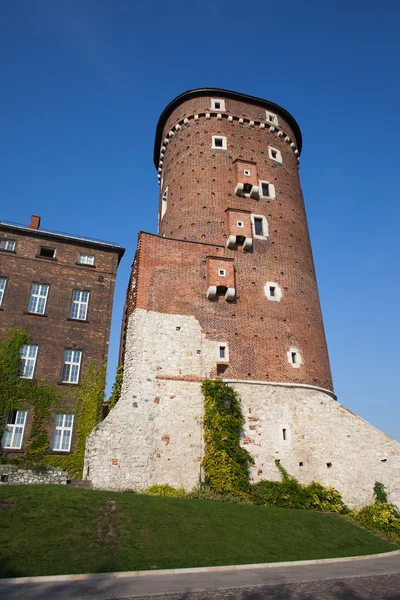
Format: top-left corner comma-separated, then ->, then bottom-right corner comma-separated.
0,329 -> 106,479
201,379 -> 253,494
108,364 -> 124,410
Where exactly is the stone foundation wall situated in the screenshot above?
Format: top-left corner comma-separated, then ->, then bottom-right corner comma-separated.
0,466 -> 69,485
85,309 -> 400,509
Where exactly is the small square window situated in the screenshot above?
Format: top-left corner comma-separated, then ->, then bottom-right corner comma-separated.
0,239 -> 16,252
237,221 -> 244,228
268,147 -> 282,163
266,111 -> 278,125
38,246 -> 56,259
211,98 -> 225,111
78,254 -> 95,266
212,136 -> 227,150
244,169 -> 251,176
218,269 -> 226,277
265,281 -> 282,301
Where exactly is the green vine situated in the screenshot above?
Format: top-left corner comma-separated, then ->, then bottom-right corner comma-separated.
201,379 -> 253,494
108,364 -> 124,409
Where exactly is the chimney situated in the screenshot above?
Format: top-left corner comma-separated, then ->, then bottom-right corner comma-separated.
30,215 -> 41,230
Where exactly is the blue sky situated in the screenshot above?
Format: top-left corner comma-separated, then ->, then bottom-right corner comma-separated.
1,1 -> 399,439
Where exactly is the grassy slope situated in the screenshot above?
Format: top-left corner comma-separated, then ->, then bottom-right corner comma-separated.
0,485 -> 397,578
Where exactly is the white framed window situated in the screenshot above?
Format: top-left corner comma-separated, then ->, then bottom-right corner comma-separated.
2,410 -> 27,449
244,169 -> 251,176
287,347 -> 302,369
237,221 -> 244,228
212,135 -> 227,150
70,290 -> 89,320
266,111 -> 278,125
38,246 -> 56,259
211,98 -> 225,111
161,186 -> 168,220
52,414 -> 74,452
0,239 -> 16,251
218,268 -> 226,277
19,345 -> 38,379
61,350 -> 82,384
217,343 -> 229,362
78,254 -> 95,266
0,277 -> 7,307
259,180 -> 276,199
28,283 -> 49,314
251,214 -> 268,239
264,281 -> 282,302
268,147 -> 283,163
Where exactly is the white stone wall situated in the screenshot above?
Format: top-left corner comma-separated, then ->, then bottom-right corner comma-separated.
0,466 -> 68,485
85,309 -> 400,509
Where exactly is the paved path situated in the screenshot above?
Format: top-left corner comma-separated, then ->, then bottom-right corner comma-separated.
0,552 -> 399,600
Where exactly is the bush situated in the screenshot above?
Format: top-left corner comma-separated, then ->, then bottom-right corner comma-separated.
349,501 -> 400,545
144,485 -> 187,498
374,481 -> 388,504
187,486 -> 251,504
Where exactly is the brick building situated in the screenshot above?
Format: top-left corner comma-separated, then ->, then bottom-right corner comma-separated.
0,215 -> 124,455
85,89 -> 400,509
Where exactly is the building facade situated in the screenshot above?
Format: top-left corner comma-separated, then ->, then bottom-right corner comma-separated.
85,89 -> 400,509
0,215 -> 124,457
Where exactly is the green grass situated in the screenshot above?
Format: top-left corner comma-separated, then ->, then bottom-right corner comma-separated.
0,485 -> 397,578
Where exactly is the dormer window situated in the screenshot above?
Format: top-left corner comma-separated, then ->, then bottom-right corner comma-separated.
211,99 -> 225,111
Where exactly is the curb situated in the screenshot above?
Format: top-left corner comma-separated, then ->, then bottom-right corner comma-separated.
2,549 -> 400,585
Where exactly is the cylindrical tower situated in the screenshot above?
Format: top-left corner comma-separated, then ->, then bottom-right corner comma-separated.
154,89 -> 332,391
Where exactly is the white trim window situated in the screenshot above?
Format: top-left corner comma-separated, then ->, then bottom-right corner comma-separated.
70,290 -> 89,320
265,282 -> 282,302
287,347 -> 302,369
2,410 -> 27,449
0,239 -> 16,251
0,277 -> 7,307
78,254 -> 95,266
212,135 -> 227,150
211,98 -> 225,111
259,180 -> 276,199
251,214 -> 269,239
52,414 -> 74,452
218,268 -> 226,277
266,111 -> 278,125
19,345 -> 38,379
268,147 -> 283,163
161,186 -> 168,220
61,350 -> 82,384
28,283 -> 49,314
217,343 -> 229,362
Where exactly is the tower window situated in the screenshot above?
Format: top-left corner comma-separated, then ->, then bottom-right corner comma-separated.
270,286 -> 275,297
251,214 -> 268,239
212,136 -> 227,150
211,98 -> 225,111
268,147 -> 283,163
237,221 -> 244,228
244,169 -> 251,176
259,180 -> 276,199
217,343 -> 229,362
287,347 -> 302,368
254,219 -> 263,236
266,111 -> 278,125
265,282 -> 282,301
219,346 -> 225,359
161,187 -> 168,220
218,269 -> 226,277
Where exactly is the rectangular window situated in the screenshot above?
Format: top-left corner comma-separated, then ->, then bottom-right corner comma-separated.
61,350 -> 82,384
270,286 -> 276,297
254,218 -> 263,236
266,111 -> 278,125
52,414 -> 74,452
78,254 -> 95,266
0,277 -> 7,307
212,135 -> 227,150
268,147 -> 283,163
0,239 -> 16,251
28,283 -> 49,314
70,290 -> 89,320
19,345 -> 38,379
38,246 -> 56,259
2,410 -> 27,449
219,346 -> 226,359
211,98 -> 225,111
282,428 -> 287,440
218,269 -> 226,277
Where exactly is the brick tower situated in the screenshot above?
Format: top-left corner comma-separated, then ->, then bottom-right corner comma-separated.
86,89 -> 400,509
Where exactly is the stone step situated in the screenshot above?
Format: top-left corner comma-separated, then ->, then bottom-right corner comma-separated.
66,479 -> 93,489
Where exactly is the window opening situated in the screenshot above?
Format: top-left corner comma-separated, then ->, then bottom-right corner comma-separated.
237,221 -> 244,228
70,290 -> 89,320
219,346 -> 226,359
19,345 -> 38,379
266,111 -> 278,125
161,187 -> 168,220
212,135 -> 227,149
218,269 -> 226,277
28,283 -> 49,314
0,277 -> 7,306
52,414 -> 74,452
214,102 -> 220,109
2,410 -> 27,449
261,182 -> 269,197
244,169 -> 251,176
38,247 -> 56,259
282,428 -> 287,440
291,352 -> 297,364
0,239 -> 16,251
61,350 -> 82,384
254,218 -> 263,236
78,254 -> 95,266
214,138 -> 223,147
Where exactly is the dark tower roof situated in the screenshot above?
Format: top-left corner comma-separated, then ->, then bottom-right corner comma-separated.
154,88 -> 302,168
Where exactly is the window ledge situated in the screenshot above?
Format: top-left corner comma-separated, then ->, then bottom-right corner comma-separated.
2,449 -> 24,453
57,381 -> 79,386
0,249 -> 16,254
23,311 -> 48,318
67,317 -> 89,323
46,450 -> 73,455
75,262 -> 96,268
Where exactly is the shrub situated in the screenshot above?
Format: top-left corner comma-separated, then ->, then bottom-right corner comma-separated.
187,486 -> 251,504
374,481 -> 388,504
349,501 -> 400,545
144,485 -> 187,498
